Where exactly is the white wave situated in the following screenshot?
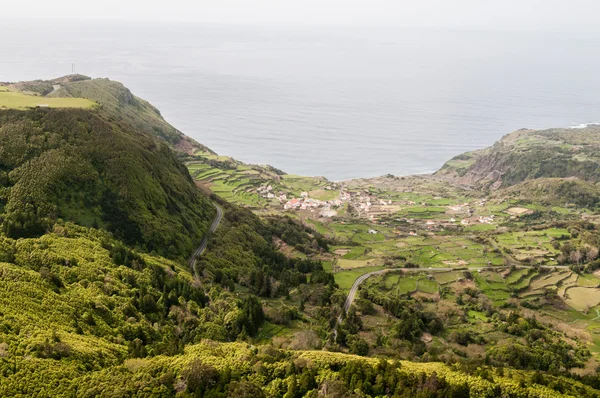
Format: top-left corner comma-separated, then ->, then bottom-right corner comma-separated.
570,122 -> 600,129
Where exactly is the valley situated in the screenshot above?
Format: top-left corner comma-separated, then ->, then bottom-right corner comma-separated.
0,75 -> 600,397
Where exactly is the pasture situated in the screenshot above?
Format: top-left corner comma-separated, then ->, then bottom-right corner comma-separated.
334,266 -> 385,291
0,90 -> 95,109
564,287 -> 600,311
366,272 -> 439,296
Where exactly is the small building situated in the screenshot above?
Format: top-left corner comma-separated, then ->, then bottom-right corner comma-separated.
368,229 -> 378,234
284,198 -> 301,210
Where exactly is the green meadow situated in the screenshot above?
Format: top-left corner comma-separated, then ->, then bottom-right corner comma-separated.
0,89 -> 95,109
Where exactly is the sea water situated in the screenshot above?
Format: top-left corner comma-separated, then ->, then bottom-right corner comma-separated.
1,21 -> 599,180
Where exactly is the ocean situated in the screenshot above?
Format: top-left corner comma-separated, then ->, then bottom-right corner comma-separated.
1,20 -> 599,180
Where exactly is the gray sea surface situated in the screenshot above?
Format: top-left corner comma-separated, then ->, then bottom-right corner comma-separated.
1,21 -> 599,180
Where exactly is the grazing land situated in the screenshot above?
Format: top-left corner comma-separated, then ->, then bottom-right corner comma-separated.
0,89 -> 95,109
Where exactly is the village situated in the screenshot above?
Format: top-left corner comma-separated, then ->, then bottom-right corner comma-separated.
256,183 -> 498,235
256,184 -> 348,217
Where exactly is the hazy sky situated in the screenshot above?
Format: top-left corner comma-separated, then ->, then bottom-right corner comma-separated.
3,0 -> 600,31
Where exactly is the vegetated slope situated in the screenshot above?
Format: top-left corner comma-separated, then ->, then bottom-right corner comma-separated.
0,190 -> 338,397
494,177 -> 600,210
0,108 -> 214,259
46,76 -> 214,155
2,338 -> 598,397
197,199 -> 330,298
0,221 -> 276,396
438,126 -> 600,189
0,109 -> 339,396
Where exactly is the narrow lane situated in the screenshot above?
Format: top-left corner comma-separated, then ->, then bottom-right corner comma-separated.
189,204 -> 223,278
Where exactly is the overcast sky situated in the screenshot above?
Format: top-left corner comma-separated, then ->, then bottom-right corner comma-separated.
3,0 -> 600,31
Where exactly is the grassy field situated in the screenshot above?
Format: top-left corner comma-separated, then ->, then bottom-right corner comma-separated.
334,266 -> 385,291
564,287 -> 600,311
365,272 -> 443,296
396,276 -> 418,294
433,271 -> 464,284
330,245 -> 368,260
417,278 -> 439,294
0,90 -> 95,109
369,235 -> 502,269
309,189 -> 339,201
336,259 -> 377,269
473,272 -> 511,305
578,273 -> 600,287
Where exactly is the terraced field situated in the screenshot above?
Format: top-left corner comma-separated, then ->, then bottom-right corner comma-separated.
578,273 -> 600,287
433,271 -> 465,284
365,272 -> 440,296
189,161 -> 334,209
564,286 -> 600,311
385,235 -> 503,268
190,164 -> 266,207
495,228 -> 569,265
529,271 -> 571,291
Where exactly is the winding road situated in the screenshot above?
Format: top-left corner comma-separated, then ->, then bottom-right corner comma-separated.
188,204 -> 223,278
333,268 -> 392,340
342,269 -> 390,313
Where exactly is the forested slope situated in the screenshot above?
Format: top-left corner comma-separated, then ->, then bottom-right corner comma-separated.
0,108 -> 214,259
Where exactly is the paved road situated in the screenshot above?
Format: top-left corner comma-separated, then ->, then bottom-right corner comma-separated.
343,269 -> 390,313
333,268 -> 392,340
188,204 -> 223,278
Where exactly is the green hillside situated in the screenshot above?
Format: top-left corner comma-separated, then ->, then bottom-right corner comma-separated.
51,77 -> 214,155
438,126 -> 600,189
495,177 -> 600,209
2,338 -> 597,397
0,108 -> 214,259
